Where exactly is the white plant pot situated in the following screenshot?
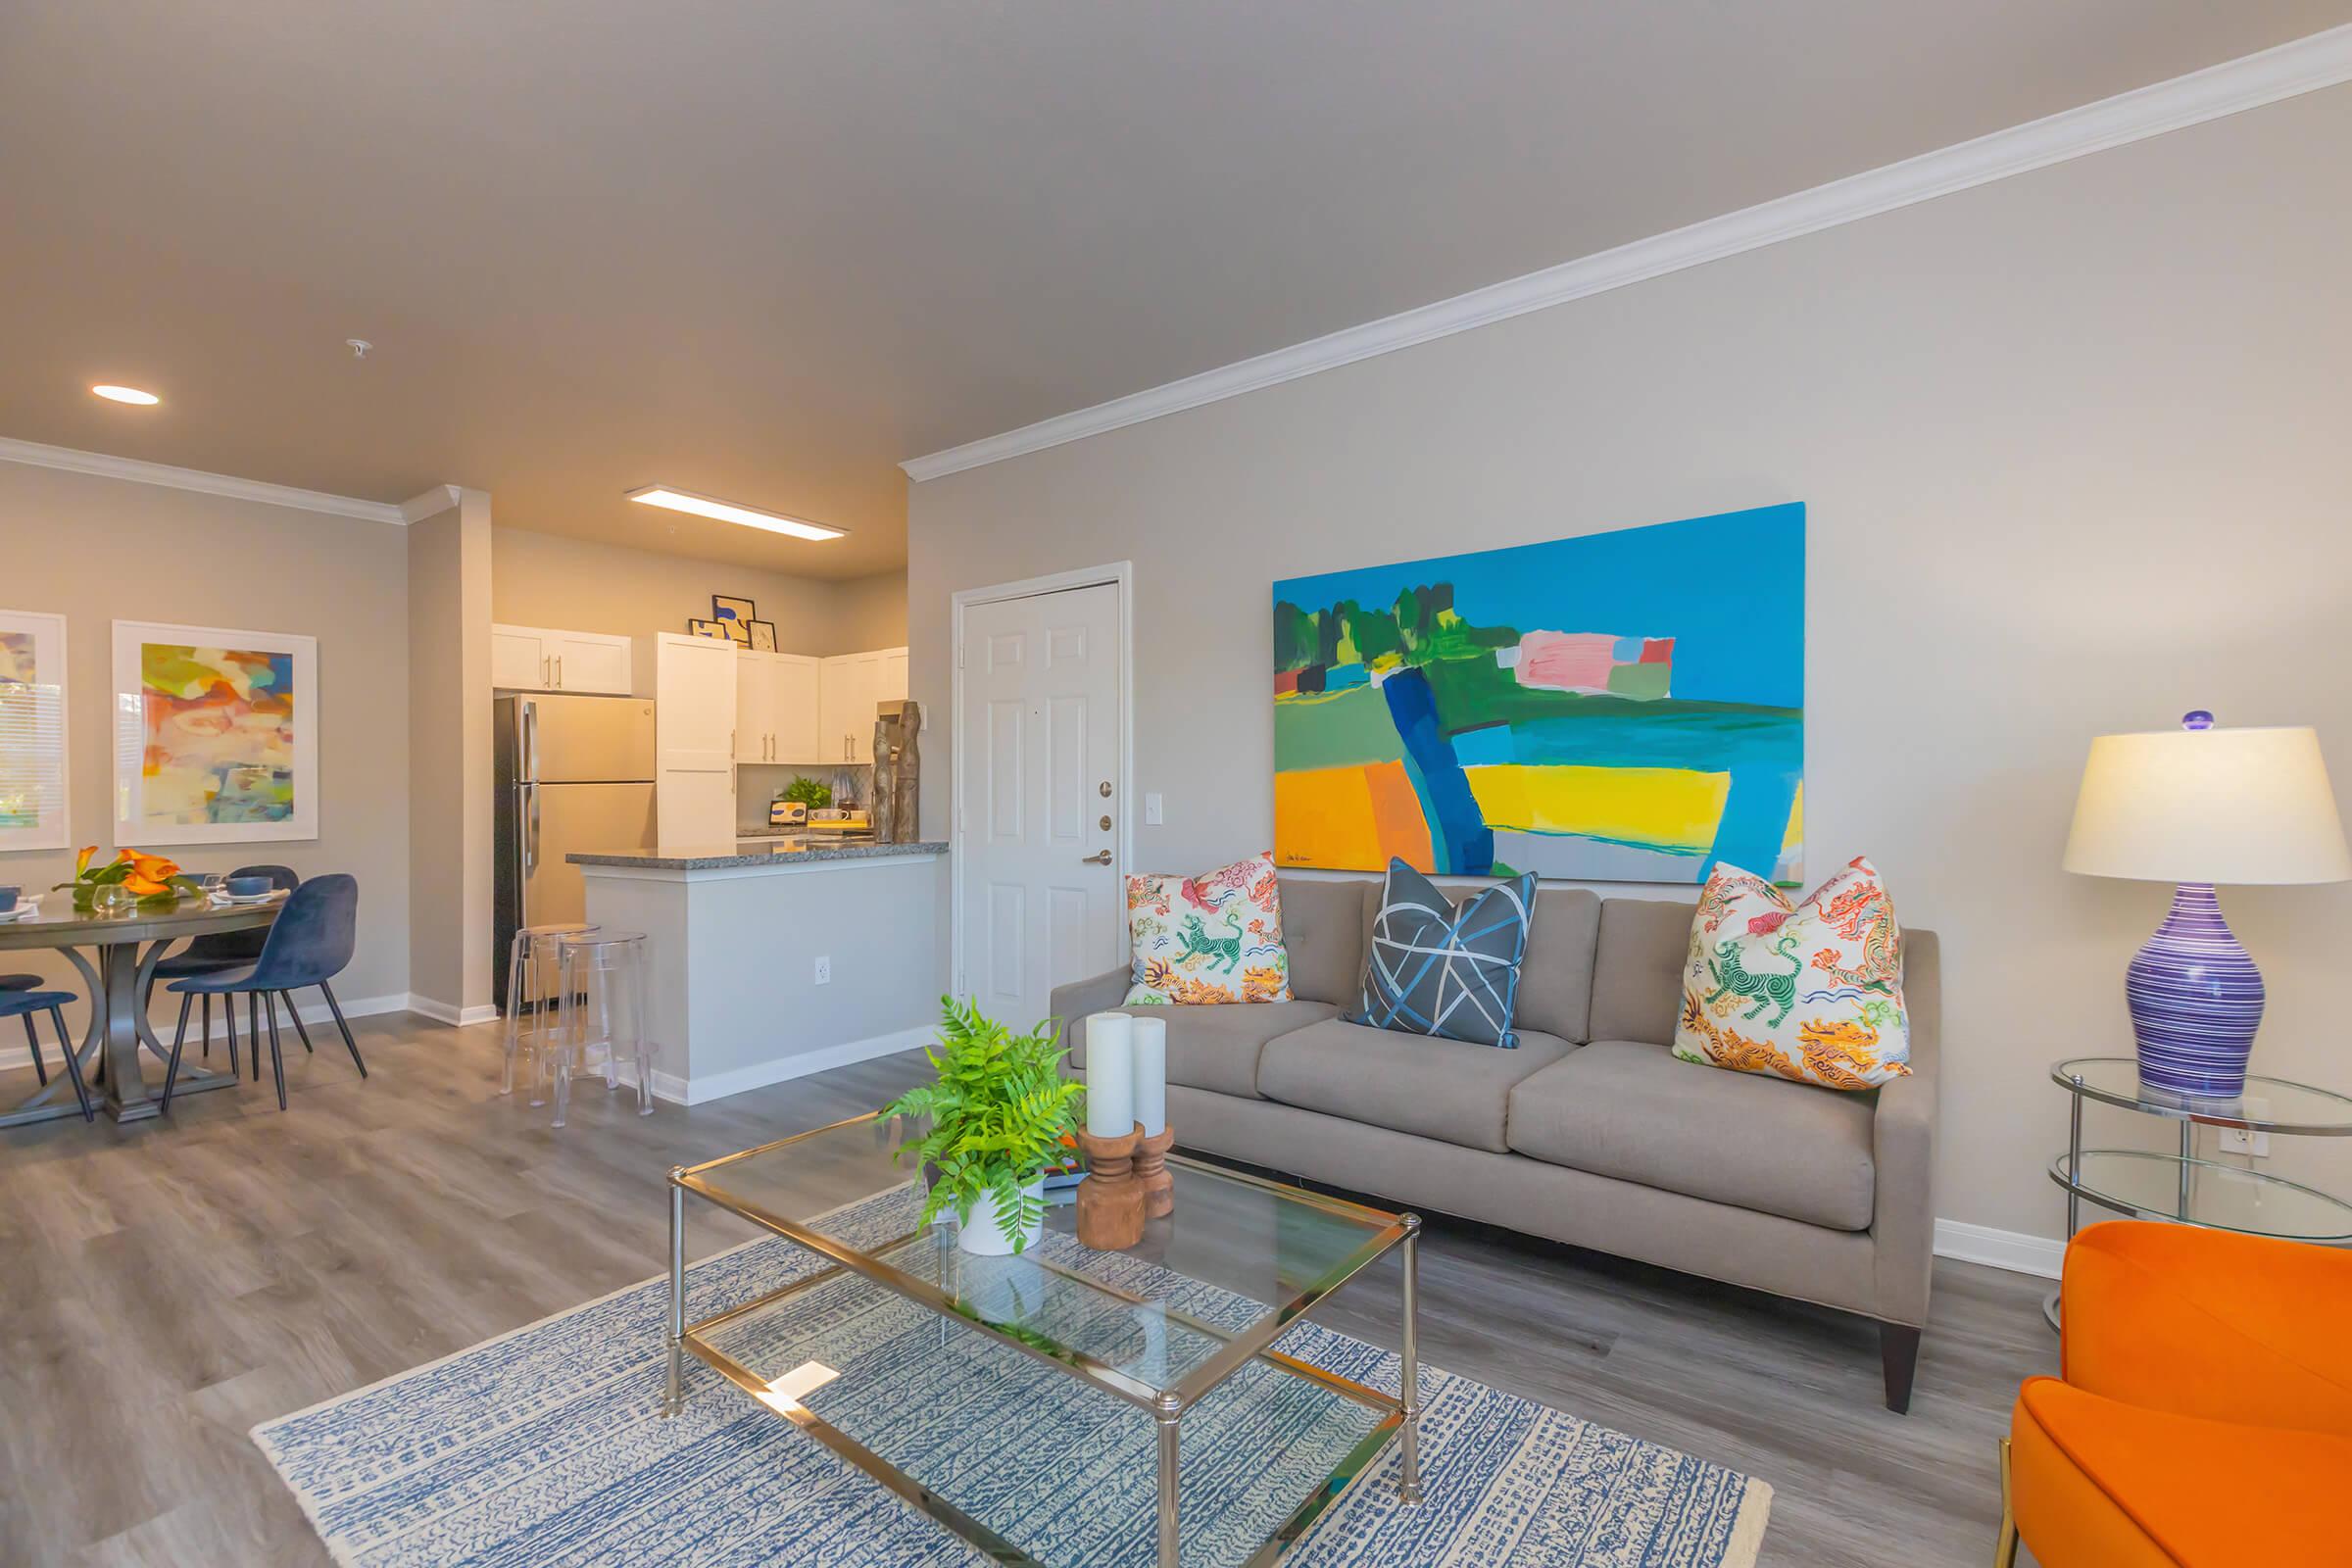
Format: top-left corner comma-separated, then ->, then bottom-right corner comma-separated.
956,1178 -> 1047,1256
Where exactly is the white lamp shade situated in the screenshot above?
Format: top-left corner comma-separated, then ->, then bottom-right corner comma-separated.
2063,723 -> 2352,885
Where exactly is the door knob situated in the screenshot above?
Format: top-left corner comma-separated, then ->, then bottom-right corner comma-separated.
1080,851 -> 1112,865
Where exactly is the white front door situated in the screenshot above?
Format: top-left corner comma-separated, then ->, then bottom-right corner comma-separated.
958,582 -> 1124,1032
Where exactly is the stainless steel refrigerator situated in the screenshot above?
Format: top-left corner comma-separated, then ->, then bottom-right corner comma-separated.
493,693 -> 657,1010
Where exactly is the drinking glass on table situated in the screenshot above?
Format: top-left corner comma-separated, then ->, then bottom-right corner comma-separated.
92,883 -> 138,916
195,871 -> 226,900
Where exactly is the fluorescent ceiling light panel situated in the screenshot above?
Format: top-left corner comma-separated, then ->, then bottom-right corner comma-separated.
91,384 -> 161,405
626,484 -> 845,541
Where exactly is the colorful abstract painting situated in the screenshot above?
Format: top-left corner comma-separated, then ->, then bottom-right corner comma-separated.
0,610 -> 71,850
1273,504 -> 1803,885
113,620 -> 318,846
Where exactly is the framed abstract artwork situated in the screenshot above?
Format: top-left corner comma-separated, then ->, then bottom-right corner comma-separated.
710,595 -> 757,645
1272,503 -> 1804,886
111,620 -> 319,846
687,617 -> 734,642
0,608 -> 71,852
747,620 -> 777,652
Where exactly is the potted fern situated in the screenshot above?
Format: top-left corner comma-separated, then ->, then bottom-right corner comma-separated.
883,997 -> 1084,1255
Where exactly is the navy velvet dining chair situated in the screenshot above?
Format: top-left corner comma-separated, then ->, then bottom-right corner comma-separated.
160,873 -> 366,1112
0,987 -> 93,1121
145,863 -> 304,1073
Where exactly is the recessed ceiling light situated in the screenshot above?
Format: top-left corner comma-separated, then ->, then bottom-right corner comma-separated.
626,484 -> 846,541
91,384 -> 161,406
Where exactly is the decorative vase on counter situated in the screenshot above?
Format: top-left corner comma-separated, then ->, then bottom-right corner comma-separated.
956,1178 -> 1047,1256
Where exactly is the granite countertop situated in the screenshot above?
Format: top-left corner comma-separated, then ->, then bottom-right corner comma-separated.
568,839 -> 947,870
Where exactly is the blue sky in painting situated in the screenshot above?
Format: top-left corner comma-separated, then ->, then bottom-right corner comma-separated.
1272,503 -> 1804,710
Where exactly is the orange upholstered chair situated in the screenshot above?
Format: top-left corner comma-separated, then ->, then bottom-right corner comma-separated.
1996,1220 -> 2352,1567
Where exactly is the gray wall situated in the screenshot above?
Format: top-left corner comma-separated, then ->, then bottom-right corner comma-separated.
491,525 -> 905,688
0,461 -> 414,1027
406,495 -> 495,1014
906,85 -> 2352,1242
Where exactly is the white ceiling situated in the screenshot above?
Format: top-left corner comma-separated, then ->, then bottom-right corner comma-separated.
2,2 -> 2343,576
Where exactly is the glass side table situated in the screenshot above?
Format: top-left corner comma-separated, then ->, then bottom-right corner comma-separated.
2045,1057 -> 2352,1329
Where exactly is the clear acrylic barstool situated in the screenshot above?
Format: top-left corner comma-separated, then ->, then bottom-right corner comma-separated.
502,922 -> 597,1097
547,929 -> 656,1127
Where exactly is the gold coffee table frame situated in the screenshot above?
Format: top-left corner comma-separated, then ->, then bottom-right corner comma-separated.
663,1111 -> 1424,1567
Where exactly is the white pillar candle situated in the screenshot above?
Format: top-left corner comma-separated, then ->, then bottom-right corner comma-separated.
1085,1012 -> 1135,1138
1130,1015 -> 1167,1136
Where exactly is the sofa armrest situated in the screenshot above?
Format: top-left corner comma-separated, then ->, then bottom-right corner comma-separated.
1048,966 -> 1133,1066
1871,928 -> 1941,1329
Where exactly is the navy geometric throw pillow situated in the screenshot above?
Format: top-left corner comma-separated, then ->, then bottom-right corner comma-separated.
1349,858 -> 1538,1048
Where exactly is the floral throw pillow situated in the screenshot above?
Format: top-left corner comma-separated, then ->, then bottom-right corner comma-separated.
1672,856 -> 1910,1090
1124,853 -> 1292,1005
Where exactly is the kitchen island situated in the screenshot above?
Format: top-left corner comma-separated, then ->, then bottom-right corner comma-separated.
568,837 -> 948,1104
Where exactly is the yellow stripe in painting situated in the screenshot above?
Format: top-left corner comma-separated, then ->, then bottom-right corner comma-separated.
1781,781 -> 1804,851
1464,764 -> 1730,853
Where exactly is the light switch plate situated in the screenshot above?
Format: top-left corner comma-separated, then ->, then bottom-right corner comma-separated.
1145,793 -> 1164,825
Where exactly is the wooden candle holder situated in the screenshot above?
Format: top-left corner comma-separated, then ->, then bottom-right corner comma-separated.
1135,1126 -> 1176,1218
1074,1125 -> 1145,1251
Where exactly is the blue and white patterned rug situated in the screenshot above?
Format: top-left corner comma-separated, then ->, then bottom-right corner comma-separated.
255,1185 -> 1769,1567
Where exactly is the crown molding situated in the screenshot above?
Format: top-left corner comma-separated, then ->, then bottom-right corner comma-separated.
0,435 -> 413,523
399,483 -> 464,521
903,24 -> 2352,483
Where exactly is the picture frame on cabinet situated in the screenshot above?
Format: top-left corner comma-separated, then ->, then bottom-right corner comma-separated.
687,617 -> 734,642
0,608 -> 71,852
111,619 -> 319,846
747,620 -> 777,652
710,594 -> 757,633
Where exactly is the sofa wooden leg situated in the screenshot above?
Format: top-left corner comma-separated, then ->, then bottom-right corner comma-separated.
1879,1319 -> 1922,1413
1993,1435 -> 2018,1567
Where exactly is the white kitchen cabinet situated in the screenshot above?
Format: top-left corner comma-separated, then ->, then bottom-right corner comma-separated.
771,655 -> 821,761
814,645 -> 908,764
734,652 -> 776,764
733,650 -> 822,763
656,632 -> 737,842
492,623 -> 633,694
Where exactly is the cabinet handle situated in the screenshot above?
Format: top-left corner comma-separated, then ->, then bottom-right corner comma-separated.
541,653 -> 551,685
555,654 -> 564,688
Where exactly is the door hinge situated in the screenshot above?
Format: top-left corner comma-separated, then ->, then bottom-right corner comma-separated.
956,644 -> 965,669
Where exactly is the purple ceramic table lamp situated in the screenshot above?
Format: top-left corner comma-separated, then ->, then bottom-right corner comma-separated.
2063,712 -> 2350,1098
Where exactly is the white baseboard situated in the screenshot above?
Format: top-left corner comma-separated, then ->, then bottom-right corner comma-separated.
0,990 -> 412,1073
1934,1218 -> 2064,1280
406,995 -> 500,1027
632,1024 -> 934,1107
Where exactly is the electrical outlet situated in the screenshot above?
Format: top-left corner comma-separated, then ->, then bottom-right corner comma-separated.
2218,1126 -> 2269,1156
1145,792 -> 1164,826
813,956 -> 831,986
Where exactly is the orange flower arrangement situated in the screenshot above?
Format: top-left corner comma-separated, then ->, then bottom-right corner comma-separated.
56,846 -> 202,908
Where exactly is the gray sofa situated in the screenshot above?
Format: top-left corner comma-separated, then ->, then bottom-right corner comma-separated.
1052,873 -> 1941,1412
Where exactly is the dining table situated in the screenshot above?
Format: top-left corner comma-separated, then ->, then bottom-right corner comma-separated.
0,891 -> 282,1127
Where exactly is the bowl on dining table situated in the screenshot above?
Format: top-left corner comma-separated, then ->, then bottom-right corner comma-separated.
225,875 -> 272,899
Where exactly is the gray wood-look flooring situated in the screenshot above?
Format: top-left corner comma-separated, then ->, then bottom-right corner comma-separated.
0,1015 -> 2051,1567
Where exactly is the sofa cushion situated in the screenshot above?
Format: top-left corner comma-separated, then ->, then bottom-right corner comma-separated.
1124,853 -> 1292,1004
1507,1040 -> 1877,1230
1589,899 -> 1696,1046
1514,885 -> 1601,1042
1259,1017 -> 1576,1153
1352,860 -> 1538,1047
1070,1001 -> 1340,1100
1276,874 -> 1371,1005
1672,857 -> 1913,1089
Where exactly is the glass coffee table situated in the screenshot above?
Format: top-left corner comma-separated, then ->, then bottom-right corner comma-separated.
663,1112 -> 1423,1568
